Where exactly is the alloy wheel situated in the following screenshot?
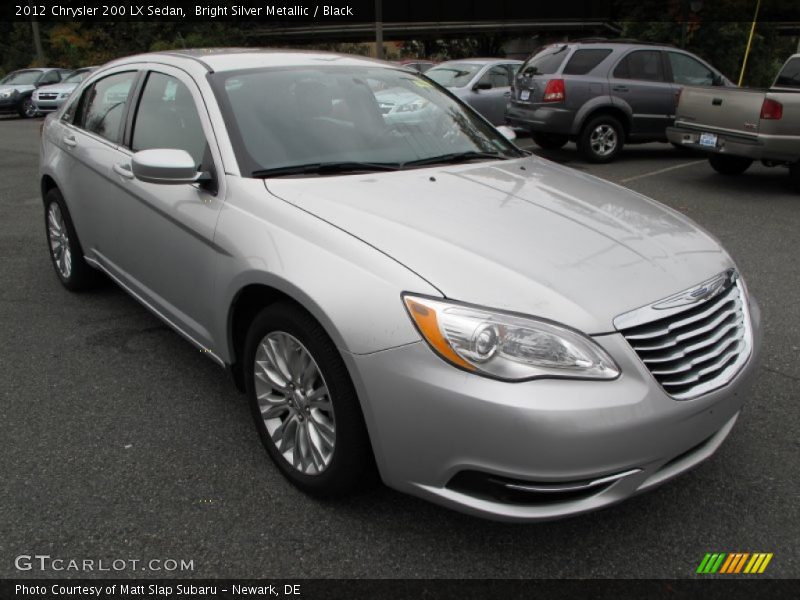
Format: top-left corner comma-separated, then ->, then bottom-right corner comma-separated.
589,124 -> 617,157
47,202 -> 72,279
23,99 -> 37,118
253,331 -> 336,475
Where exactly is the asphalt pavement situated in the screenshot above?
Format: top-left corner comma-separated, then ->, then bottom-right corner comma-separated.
1,116 -> 798,579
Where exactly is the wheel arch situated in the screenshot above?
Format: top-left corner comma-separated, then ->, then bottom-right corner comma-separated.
573,100 -> 631,138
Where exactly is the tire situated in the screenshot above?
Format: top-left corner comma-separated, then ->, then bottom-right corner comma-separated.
789,162 -> 800,191
578,115 -> 624,163
708,154 -> 752,176
531,132 -> 569,150
18,97 -> 38,119
244,302 -> 372,497
44,188 -> 102,291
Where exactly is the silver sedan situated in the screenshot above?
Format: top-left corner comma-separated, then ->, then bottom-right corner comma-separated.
426,58 -> 522,125
39,50 -> 761,521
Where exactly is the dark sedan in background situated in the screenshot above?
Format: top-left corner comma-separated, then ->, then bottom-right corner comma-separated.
0,68 -> 73,118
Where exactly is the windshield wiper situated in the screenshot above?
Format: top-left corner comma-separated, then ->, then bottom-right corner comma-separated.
401,151 -> 507,168
252,161 -> 400,178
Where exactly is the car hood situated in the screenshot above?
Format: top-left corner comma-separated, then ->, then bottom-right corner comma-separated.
265,156 -> 733,334
0,84 -> 34,94
34,82 -> 77,94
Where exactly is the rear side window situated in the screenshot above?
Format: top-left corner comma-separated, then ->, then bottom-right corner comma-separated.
562,49 -> 612,75
77,71 -> 136,144
477,65 -> 512,88
775,57 -> 800,88
520,45 -> 569,76
613,50 -> 665,82
668,52 -> 715,85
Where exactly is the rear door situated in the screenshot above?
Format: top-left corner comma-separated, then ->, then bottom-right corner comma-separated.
609,49 -> 674,137
55,68 -> 140,263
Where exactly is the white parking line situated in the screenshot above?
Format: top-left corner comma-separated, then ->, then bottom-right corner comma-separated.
619,160 -> 706,184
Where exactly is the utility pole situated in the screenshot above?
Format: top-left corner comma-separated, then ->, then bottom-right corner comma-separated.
31,18 -> 45,64
375,0 -> 384,60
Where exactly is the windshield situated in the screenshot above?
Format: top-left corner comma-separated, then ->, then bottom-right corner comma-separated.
212,65 -> 521,177
1,70 -> 41,85
425,63 -> 483,88
63,69 -> 93,84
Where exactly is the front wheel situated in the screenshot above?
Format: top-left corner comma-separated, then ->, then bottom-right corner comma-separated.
578,115 -> 624,163
19,97 -> 38,118
708,154 -> 752,175
531,132 -> 569,150
244,302 -> 372,497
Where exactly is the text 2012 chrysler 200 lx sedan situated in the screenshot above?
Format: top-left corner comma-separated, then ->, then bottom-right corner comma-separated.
40,50 -> 761,521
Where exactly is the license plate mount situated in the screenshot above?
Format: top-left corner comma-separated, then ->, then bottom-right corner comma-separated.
699,132 -> 718,148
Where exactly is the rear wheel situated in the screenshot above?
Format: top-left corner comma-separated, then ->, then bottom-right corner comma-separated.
531,132 -> 569,150
578,115 -> 624,163
244,302 -> 372,497
44,188 -> 102,291
708,154 -> 752,175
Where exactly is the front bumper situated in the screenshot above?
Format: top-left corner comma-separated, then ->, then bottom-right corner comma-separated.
0,96 -> 21,113
33,97 -> 65,113
344,299 -> 762,521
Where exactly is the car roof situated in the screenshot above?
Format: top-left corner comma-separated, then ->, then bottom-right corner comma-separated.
433,58 -> 522,66
105,48 -> 402,73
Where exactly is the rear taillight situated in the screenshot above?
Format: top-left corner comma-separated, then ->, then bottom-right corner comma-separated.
675,87 -> 682,105
542,79 -> 565,102
760,98 -> 783,120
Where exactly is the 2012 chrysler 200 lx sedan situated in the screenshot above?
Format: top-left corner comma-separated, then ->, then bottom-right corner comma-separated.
40,50 -> 761,521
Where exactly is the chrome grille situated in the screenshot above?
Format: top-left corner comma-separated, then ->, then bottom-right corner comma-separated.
38,93 -> 58,100
615,271 -> 752,400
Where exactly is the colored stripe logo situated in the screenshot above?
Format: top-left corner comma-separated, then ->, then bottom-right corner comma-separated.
696,552 -> 773,574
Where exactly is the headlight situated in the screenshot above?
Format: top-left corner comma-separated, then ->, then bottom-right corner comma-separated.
403,295 -> 619,381
0,91 -> 11,99
59,92 -> 71,98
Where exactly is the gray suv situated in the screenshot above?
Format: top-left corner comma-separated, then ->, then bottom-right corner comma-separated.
505,40 -> 731,162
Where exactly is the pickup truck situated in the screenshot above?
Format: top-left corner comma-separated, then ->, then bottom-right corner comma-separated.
667,54 -> 800,186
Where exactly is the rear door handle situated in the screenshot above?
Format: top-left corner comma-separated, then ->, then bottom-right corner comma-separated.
113,163 -> 134,179
612,86 -> 629,92
503,91 -> 512,97
63,135 -> 77,147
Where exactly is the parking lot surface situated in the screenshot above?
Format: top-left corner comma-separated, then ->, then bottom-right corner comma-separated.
1,116 -> 798,578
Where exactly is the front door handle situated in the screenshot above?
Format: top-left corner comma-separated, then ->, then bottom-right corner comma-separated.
113,163 -> 134,179
63,135 -> 77,147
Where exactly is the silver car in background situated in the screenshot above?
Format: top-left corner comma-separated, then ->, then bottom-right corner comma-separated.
426,58 -> 522,125
40,50 -> 761,521
33,67 -> 97,114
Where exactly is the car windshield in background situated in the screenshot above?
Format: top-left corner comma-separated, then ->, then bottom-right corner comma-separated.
212,65 -> 521,177
1,70 -> 41,85
520,45 -> 569,76
63,69 -> 93,84
425,63 -> 483,87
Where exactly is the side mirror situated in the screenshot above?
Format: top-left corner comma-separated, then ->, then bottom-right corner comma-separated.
712,74 -> 725,86
496,125 -> 516,141
473,81 -> 492,91
131,149 -> 206,185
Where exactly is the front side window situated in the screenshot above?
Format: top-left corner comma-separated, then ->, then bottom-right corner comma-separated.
41,70 -> 61,85
613,50 -> 665,82
478,65 -> 511,88
78,71 -> 136,144
668,52 -> 715,85
212,65 -> 521,177
63,69 -> 93,84
426,63 -> 483,88
131,72 -> 207,167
